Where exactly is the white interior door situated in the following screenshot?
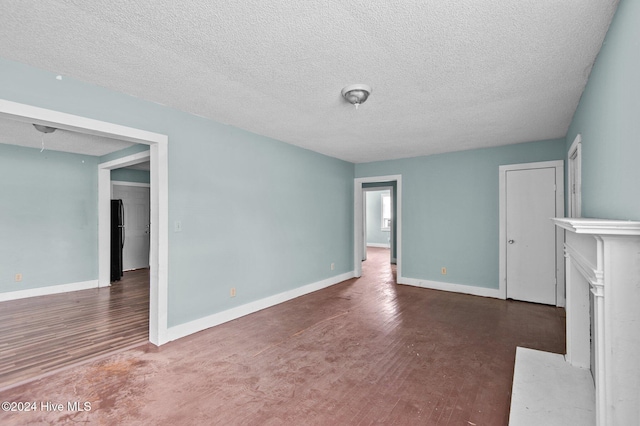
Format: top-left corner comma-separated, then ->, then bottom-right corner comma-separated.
506,167 -> 557,304
113,184 -> 150,271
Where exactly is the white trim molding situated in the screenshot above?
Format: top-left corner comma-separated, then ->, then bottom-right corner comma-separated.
0,280 -> 99,302
553,218 -> 640,235
498,160 -> 565,306
366,243 -> 390,248
99,147 -> 169,347
0,98 -> 170,347
398,276 -> 501,299
568,134 -> 582,218
167,271 -> 355,342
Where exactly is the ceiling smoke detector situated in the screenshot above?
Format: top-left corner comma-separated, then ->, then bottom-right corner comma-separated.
341,84 -> 372,109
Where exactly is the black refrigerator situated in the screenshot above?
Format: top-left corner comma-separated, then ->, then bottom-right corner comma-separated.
110,199 -> 125,282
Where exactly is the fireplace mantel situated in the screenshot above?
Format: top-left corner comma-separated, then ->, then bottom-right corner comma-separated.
552,217 -> 640,235
551,218 -> 640,426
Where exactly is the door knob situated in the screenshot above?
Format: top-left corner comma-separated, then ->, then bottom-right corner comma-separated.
508,239 -> 515,244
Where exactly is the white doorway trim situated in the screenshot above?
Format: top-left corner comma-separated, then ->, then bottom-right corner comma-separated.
568,134 -> 582,218
498,160 -> 565,306
0,99 -> 169,346
354,175 -> 402,279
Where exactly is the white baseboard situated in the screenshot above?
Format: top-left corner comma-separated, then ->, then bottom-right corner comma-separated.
0,280 -> 100,302
366,243 -> 390,248
398,276 -> 501,299
167,271 -> 356,343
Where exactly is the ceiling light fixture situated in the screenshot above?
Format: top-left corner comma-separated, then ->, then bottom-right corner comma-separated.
33,124 -> 56,153
341,84 -> 371,109
33,124 -> 57,134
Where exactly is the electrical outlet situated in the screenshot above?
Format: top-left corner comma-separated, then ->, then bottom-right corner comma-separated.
331,262 -> 335,271
15,273 -> 22,282
441,267 -> 447,275
230,287 -> 236,297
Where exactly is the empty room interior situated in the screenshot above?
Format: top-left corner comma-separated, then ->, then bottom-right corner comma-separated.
0,1 -> 639,425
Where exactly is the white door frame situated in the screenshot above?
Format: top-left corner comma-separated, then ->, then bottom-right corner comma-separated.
0,99 -> 169,346
354,175 -> 402,278
498,160 -> 564,306
568,134 -> 582,218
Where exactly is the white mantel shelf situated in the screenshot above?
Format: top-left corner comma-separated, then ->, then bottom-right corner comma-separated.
514,217 -> 640,426
551,217 -> 640,235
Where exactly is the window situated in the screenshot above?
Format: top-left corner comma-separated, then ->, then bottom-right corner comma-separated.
381,193 -> 391,231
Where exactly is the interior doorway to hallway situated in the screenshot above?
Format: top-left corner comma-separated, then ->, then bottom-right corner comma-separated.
112,181 -> 151,272
0,98 -> 169,346
354,175 -> 402,279
363,187 -> 393,265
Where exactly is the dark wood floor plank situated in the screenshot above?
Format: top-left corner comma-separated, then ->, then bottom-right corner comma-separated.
0,249 -> 564,425
0,269 -> 149,389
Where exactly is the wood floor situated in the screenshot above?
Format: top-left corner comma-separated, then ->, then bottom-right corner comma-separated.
0,269 -> 149,390
0,249 -> 565,425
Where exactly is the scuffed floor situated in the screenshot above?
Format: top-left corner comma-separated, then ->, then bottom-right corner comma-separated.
0,248 -> 565,425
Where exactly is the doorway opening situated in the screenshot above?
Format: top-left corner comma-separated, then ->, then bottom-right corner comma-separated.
0,99 -> 169,346
362,187 -> 393,265
110,159 -> 152,345
354,175 -> 402,279
111,170 -> 152,274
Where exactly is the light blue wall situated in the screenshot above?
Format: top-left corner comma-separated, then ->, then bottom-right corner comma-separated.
105,146 -> 151,185
366,190 -> 390,246
0,58 -> 354,327
356,139 -> 565,289
111,168 -> 150,184
565,0 -> 640,220
168,132 -> 354,325
0,143 -> 98,291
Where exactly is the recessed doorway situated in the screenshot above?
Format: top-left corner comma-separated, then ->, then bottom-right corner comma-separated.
0,99 -> 169,344
354,175 -> 402,279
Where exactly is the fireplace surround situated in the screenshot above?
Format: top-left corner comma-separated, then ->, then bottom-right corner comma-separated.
549,218 -> 640,425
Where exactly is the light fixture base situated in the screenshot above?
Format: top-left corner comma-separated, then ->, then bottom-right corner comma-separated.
341,84 -> 372,107
33,124 -> 57,134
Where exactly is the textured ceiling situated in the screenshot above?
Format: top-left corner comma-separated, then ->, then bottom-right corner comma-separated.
0,0 -> 619,163
0,116 -> 135,156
